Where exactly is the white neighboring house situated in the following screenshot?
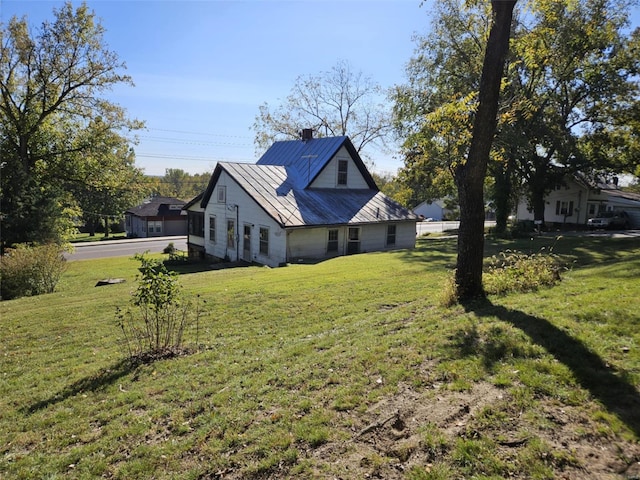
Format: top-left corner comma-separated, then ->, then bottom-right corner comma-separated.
413,200 -> 449,221
515,175 -> 640,228
184,133 -> 419,267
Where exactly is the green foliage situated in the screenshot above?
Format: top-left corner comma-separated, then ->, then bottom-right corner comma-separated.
393,0 -> 640,224
116,254 -> 202,360
0,2 -> 143,248
0,243 -> 67,300
147,169 -> 211,200
483,248 -> 565,295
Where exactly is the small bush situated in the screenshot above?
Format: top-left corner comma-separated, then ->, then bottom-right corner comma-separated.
162,242 -> 176,254
116,253 -> 202,361
0,243 -> 67,300
483,248 -> 564,295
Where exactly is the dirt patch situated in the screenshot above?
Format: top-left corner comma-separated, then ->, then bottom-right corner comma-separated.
299,381 -> 640,479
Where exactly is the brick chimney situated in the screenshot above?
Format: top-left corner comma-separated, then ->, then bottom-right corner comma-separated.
301,128 -> 313,141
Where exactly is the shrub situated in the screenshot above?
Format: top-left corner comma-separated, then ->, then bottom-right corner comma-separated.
0,243 -> 67,300
116,253 -> 202,361
483,248 -> 564,295
162,242 -> 176,254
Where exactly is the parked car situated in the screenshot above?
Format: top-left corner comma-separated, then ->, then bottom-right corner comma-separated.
587,211 -> 631,230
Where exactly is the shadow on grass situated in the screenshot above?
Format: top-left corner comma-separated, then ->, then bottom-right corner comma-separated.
22,358 -> 138,414
463,298 -> 640,438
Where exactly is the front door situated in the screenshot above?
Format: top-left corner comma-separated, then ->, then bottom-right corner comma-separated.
243,224 -> 252,261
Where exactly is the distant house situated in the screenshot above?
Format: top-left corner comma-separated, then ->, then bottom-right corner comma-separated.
515,175 -> 640,228
125,196 -> 187,238
184,132 -> 419,267
413,199 -> 453,221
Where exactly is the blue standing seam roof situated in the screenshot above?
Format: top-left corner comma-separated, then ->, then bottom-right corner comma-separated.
257,136 -> 353,189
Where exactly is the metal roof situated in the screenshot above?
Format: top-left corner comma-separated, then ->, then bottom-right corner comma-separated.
126,196 -> 187,217
218,162 -> 418,228
256,136 -> 377,189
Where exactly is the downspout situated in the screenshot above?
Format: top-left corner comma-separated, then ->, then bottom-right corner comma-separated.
236,205 -> 239,259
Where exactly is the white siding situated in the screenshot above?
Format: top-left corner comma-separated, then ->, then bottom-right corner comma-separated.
286,222 -> 416,262
287,227 -> 342,260
204,171 -> 287,266
310,146 -> 370,189
516,178 -> 640,227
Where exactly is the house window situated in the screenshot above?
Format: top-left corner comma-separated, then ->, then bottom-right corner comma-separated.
327,229 -> 339,252
555,201 -> 574,216
259,227 -> 269,255
218,186 -> 226,203
227,219 -> 235,250
386,224 -> 396,246
188,212 -> 205,237
209,215 -> 216,243
347,227 -> 360,254
148,221 -> 162,234
337,159 -> 348,186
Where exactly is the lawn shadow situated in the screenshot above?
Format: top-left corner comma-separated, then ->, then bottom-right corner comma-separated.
22,357 -> 138,414
463,298 -> 640,438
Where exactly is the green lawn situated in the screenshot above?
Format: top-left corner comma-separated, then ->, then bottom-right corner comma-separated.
1,236 -> 639,479
70,232 -> 128,243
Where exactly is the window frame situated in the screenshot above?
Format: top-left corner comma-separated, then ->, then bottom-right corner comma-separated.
259,227 -> 269,256
327,228 -> 339,253
347,227 -> 360,254
386,224 -> 397,246
209,215 -> 216,243
217,185 -> 226,203
188,212 -> 205,237
227,219 -> 235,250
337,159 -> 348,186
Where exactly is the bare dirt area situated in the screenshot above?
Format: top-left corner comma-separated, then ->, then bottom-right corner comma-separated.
299,381 -> 640,479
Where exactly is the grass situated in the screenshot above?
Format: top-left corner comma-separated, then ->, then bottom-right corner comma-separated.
70,232 -> 128,243
1,235 -> 639,479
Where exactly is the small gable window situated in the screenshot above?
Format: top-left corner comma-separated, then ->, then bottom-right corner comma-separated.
337,160 -> 348,186
218,186 -> 226,203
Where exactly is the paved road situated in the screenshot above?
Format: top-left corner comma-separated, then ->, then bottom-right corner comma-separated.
66,236 -> 188,261
416,220 -> 496,236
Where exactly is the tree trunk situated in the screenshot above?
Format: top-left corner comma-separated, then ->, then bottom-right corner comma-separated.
454,0 -> 516,301
493,160 -> 512,235
531,188 -> 547,227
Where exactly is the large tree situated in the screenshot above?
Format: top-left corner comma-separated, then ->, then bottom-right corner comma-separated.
0,2 -> 142,248
455,0 -> 516,300
509,0 -> 640,224
394,0 -> 640,235
253,60 -> 392,163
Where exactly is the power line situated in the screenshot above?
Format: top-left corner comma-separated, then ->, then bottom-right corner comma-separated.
137,135 -> 252,148
135,153 -> 255,162
146,127 -> 253,140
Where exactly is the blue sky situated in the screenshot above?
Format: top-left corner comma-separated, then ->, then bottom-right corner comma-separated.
2,0 -> 639,177
2,0 -> 433,176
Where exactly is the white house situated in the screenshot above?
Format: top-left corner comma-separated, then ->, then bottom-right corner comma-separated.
516,175 -> 640,228
413,200 -> 449,221
184,133 -> 419,267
